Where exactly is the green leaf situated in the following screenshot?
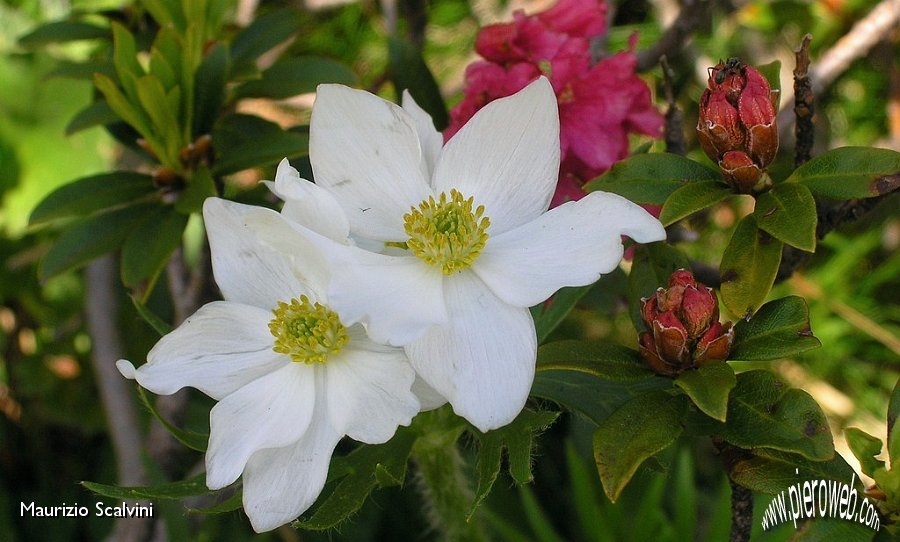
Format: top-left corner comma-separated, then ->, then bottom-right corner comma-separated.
230,9 -> 302,74
719,214 -> 783,317
212,114 -> 309,175
121,207 -> 188,287
174,166 -> 217,215
728,448 -> 857,495
627,242 -> 691,329
470,409 -> 559,519
187,490 -> 243,514
531,284 -> 592,344
65,100 -> 120,135
193,44 -> 230,136
845,427 -> 884,478
111,23 -> 145,100
532,369 -> 670,426
47,60 -> 115,81
888,378 -> 900,464
39,205 -> 155,281
674,363 -> 736,422
130,295 -> 174,336
388,36 -> 448,130
659,180 -> 732,226
754,183 -> 817,252
29,172 -> 156,225
18,21 -> 108,47
593,391 -> 687,501
788,147 -> 900,199
537,340 -> 656,381
82,473 -> 212,501
136,75 -> 183,165
297,428 -> 417,530
584,153 -> 720,204
94,73 -> 162,156
718,370 -> 833,461
136,386 -> 208,452
234,56 -> 357,100
730,296 -> 821,361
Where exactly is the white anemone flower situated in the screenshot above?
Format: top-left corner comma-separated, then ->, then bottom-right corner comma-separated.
266,77 -> 666,432
116,198 -> 420,532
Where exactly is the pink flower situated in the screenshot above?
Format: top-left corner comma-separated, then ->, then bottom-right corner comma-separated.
446,0 -> 663,206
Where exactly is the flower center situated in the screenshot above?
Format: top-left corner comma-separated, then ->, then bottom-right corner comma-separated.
268,296 -> 348,364
403,189 -> 490,275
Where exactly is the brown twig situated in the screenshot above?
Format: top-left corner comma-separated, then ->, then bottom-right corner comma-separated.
728,478 -> 754,542
85,256 -> 152,542
777,0 -> 900,135
793,35 -> 814,168
660,55 -> 686,156
636,0 -> 711,72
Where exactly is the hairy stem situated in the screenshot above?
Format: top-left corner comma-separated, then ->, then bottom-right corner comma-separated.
412,430 -> 489,542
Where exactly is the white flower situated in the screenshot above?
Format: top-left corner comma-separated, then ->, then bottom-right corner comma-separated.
116,198 -> 420,532
267,77 -> 666,432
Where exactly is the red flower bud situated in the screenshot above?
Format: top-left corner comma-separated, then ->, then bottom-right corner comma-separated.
638,269 -> 734,375
698,58 -> 779,193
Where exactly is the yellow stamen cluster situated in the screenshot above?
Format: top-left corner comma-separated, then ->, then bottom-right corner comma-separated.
268,296 -> 348,364
404,189 -> 490,275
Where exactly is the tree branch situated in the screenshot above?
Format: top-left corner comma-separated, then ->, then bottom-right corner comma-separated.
793,35 -> 814,168
661,55 -> 687,156
636,0 -> 711,72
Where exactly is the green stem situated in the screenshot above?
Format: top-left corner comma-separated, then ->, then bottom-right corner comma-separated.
412,413 -> 489,542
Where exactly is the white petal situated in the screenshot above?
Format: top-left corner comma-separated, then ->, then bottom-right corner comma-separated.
206,362 -> 315,489
240,208 -> 333,303
241,385 -> 342,532
264,158 -> 351,243
325,331 -> 419,443
433,77 -> 559,234
405,272 -> 536,432
310,84 -> 432,241
401,90 -> 443,180
203,198 -> 313,309
128,301 -> 284,400
323,246 -> 446,346
411,375 -> 447,411
474,191 -> 666,307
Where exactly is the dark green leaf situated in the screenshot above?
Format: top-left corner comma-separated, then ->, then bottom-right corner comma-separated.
531,285 -> 593,344
889,378 -> 900,464
788,147 -> 900,199
121,207 -> 188,287
47,60 -> 115,81
212,114 -> 308,175
718,370 -> 833,461
297,429 -> 417,530
137,386 -> 209,452
628,242 -> 691,329
755,183 -> 817,252
187,490 -> 243,514
230,9 -> 302,74
29,172 -> 156,225
130,295 -> 174,336
584,153 -> 720,204
659,180 -> 732,226
175,166 -> 217,215
193,44 -> 230,136
729,448 -> 857,495
593,391 -> 687,501
730,296 -> 821,361
470,409 -> 559,519
532,369 -> 671,426
39,204 -> 155,281
18,21 -> 108,47
388,36 -> 448,130
720,214 -> 783,317
234,56 -> 357,100
845,428 -> 884,478
537,340 -> 656,381
65,100 -> 120,135
674,363 -> 736,422
792,517 -> 879,542
82,473 -> 212,501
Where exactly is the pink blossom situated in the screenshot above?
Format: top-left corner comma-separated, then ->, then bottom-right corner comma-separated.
446,0 -> 663,206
